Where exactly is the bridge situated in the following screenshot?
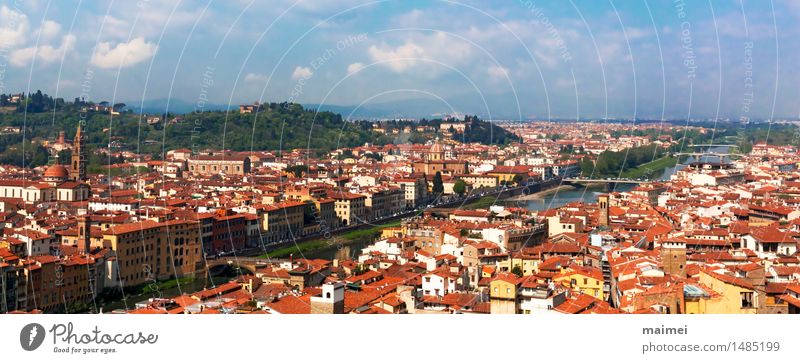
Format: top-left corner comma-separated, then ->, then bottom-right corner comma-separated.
687,144 -> 737,148
204,256 -> 288,274
673,152 -> 743,158
562,178 -> 652,192
562,178 -> 649,184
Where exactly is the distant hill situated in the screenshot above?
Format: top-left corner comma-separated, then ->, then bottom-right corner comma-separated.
0,93 -> 520,168
126,98 -> 229,114
0,102 -> 391,166
307,98 -> 476,120
130,98 -> 467,119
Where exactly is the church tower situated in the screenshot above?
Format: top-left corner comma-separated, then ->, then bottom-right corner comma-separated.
70,122 -> 87,181
598,194 -> 609,226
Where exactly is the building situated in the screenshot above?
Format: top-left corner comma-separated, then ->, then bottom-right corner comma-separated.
20,255 -> 95,312
553,265 -> 606,300
330,192 -> 367,226
0,180 -> 55,203
361,187 -> 404,221
187,154 -> 251,176
519,282 -> 566,314
211,210 -> 247,253
598,194 -> 609,226
696,269 -> 759,314
310,282 -> 345,314
660,239 -> 686,278
412,160 -> 469,177
456,174 -> 498,189
101,220 -> 202,287
260,201 -> 306,244
239,102 -> 263,114
490,273 -> 520,314
394,177 -> 428,209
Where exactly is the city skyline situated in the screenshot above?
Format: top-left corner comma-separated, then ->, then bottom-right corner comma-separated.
2,0 -> 800,119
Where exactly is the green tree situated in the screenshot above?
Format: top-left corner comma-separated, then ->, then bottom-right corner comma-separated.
432,171 -> 444,195
453,179 -> 467,196
511,265 -> 523,277
579,157 -> 595,176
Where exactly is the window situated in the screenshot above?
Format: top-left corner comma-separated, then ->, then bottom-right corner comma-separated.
741,292 -> 754,308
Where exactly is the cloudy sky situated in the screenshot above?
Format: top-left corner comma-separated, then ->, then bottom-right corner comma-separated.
0,0 -> 798,120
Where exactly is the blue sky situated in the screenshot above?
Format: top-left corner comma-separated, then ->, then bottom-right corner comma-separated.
0,0 -> 798,120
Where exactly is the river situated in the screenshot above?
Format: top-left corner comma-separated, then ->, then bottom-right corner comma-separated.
98,275 -> 235,312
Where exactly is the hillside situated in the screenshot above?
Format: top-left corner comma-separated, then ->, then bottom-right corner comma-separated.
0,96 -> 516,168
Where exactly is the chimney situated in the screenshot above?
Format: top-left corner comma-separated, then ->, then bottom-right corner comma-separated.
79,215 -> 92,253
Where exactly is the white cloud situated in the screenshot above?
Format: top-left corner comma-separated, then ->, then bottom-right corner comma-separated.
366,32 -> 475,75
90,37 -> 158,69
368,42 -> 424,72
487,65 -> 509,80
346,62 -> 364,75
40,20 -> 61,40
244,73 -> 268,82
0,5 -> 29,48
291,66 -> 313,80
10,35 -> 76,67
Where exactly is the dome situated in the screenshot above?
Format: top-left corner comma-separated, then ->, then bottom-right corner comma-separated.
430,140 -> 444,153
44,164 -> 69,179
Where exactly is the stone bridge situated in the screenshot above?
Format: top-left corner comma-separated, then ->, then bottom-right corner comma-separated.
204,256 -> 288,274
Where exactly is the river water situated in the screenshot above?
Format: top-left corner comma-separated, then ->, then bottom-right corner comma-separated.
514,146 -> 731,211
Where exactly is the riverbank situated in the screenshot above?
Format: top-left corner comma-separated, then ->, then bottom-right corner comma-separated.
93,275 -> 234,312
257,220 -> 401,259
461,196 -> 501,209
505,184 -> 576,201
620,156 -> 677,179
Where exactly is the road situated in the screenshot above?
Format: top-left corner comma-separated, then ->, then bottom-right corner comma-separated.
231,183 -> 533,258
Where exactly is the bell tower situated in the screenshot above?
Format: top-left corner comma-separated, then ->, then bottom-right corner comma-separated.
598,194 -> 609,226
70,122 -> 87,181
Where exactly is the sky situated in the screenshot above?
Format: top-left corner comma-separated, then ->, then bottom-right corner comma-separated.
0,0 -> 798,120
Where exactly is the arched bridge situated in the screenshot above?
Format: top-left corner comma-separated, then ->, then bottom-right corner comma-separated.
562,178 -> 651,192
673,152 -> 743,158
687,144 -> 738,148
204,256 -> 286,274
562,178 -> 650,184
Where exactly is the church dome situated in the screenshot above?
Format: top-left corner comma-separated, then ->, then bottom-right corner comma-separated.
44,164 -> 69,179
430,140 -> 444,153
